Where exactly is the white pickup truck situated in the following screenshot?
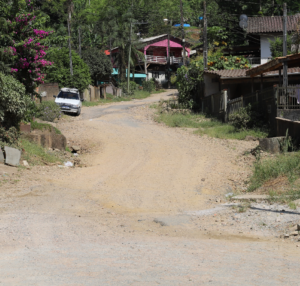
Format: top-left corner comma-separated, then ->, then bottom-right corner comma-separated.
54,87 -> 83,116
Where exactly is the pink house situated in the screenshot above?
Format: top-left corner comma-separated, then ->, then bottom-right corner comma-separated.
111,34 -> 191,86
140,34 -> 190,65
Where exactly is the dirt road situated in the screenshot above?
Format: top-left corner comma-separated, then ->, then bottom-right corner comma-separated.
0,90 -> 299,285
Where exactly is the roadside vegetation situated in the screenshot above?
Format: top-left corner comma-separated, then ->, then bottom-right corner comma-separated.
31,121 -> 61,135
247,151 -> 300,208
154,105 -> 268,140
20,138 -> 62,166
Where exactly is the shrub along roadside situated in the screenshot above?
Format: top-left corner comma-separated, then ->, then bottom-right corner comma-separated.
248,152 -> 300,192
37,101 -> 62,122
155,111 -> 268,140
247,152 -> 300,208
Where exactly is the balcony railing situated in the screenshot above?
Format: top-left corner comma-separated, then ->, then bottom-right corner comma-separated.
139,55 -> 183,64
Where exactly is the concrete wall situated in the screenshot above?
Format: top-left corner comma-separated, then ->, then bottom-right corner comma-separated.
277,109 -> 300,121
37,83 -> 60,101
204,74 -> 219,97
260,35 -> 277,64
277,117 -> 300,139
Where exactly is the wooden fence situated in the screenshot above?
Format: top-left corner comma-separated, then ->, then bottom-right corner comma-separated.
202,91 -> 226,116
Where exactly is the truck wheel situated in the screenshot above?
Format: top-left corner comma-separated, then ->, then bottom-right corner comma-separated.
77,108 -> 81,116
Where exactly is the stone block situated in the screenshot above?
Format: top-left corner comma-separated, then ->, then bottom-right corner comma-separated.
4,146 -> 21,167
259,137 -> 285,153
0,147 -> 4,164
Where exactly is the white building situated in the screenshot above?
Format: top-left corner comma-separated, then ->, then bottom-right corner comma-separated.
247,15 -> 300,65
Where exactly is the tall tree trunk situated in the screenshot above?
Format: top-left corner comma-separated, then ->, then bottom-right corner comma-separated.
78,26 -> 81,58
67,11 -> 73,77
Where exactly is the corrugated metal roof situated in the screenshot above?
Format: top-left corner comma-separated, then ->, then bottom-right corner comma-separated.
204,68 -> 300,78
139,34 -> 167,43
247,15 -> 300,34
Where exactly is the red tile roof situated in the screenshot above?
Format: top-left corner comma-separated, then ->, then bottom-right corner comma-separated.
204,68 -> 300,78
247,15 -> 300,34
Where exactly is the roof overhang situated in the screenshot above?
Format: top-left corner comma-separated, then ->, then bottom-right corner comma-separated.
246,53 -> 300,77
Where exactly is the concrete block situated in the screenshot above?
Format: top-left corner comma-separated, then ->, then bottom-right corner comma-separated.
259,137 -> 285,153
4,146 -> 21,166
21,133 -> 67,151
0,147 -> 4,164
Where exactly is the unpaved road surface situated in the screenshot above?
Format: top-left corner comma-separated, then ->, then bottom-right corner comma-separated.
0,90 -> 299,285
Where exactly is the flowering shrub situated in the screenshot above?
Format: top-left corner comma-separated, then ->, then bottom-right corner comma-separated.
38,101 -> 62,122
4,0 -> 53,94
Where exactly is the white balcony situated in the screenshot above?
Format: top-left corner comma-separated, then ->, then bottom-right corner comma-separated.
139,55 -> 183,65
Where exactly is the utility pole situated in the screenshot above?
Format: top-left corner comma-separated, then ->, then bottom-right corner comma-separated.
127,21 -> 133,94
203,1 -> 207,70
127,0 -> 134,95
180,0 -> 186,66
283,2 -> 288,90
67,7 -> 73,76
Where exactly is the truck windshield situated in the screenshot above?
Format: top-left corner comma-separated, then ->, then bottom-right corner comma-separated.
57,91 -> 79,100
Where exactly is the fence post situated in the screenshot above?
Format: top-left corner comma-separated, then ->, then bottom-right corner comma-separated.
224,90 -> 227,112
211,94 -> 214,113
241,95 -> 244,107
224,90 -> 228,122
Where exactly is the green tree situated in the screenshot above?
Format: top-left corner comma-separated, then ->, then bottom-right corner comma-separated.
0,72 -> 27,128
82,48 -> 112,85
269,36 -> 292,58
46,47 -> 91,92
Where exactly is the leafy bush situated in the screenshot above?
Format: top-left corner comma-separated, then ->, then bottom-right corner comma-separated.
269,36 -> 292,58
170,74 -> 177,85
229,105 -> 252,130
119,81 -> 138,95
176,63 -> 203,109
23,99 -> 39,123
229,104 -> 265,130
0,126 -> 19,147
142,79 -> 155,93
0,73 -> 27,128
38,101 -> 62,122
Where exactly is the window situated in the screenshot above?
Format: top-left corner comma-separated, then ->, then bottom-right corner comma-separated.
152,71 -> 159,79
57,91 -> 79,100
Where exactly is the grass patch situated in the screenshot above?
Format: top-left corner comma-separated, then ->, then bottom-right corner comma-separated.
82,90 -> 163,107
31,121 -> 61,135
248,152 -> 300,192
20,138 -> 62,166
155,112 -> 268,140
